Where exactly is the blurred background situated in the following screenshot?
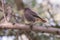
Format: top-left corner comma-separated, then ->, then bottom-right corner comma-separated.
0,0 -> 60,40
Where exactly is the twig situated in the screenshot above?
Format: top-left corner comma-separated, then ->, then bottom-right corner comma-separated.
1,0 -> 6,22
0,7 -> 3,12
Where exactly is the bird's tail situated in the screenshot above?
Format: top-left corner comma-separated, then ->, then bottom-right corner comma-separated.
36,17 -> 46,23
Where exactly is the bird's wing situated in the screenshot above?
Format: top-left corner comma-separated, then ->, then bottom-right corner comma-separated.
28,9 -> 43,19
29,10 -> 40,18
29,9 -> 46,22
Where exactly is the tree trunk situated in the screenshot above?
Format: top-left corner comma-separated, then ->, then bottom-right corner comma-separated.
15,0 -> 24,10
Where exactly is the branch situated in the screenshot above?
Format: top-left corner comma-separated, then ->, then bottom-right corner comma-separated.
0,22 -> 60,35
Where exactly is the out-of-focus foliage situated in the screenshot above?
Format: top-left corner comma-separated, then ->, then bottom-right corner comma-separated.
0,0 -> 60,40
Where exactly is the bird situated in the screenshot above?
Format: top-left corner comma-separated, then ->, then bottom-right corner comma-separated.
23,8 -> 46,29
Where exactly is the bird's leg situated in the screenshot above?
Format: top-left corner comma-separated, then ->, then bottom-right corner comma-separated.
30,23 -> 33,30
25,23 -> 33,30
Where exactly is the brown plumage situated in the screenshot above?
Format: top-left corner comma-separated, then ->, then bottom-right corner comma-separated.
24,8 -> 46,23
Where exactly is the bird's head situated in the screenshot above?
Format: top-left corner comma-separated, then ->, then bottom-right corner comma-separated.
24,8 -> 31,11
